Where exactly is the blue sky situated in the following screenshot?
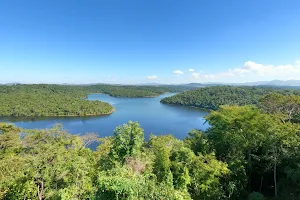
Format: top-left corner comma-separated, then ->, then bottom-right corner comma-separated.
1,0 -> 300,84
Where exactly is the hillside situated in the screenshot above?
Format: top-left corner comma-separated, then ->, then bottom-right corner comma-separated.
160,86 -> 300,110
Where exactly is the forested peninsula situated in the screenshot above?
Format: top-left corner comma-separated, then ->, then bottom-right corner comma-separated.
1,91 -> 300,199
0,84 -> 181,117
161,85 -> 300,110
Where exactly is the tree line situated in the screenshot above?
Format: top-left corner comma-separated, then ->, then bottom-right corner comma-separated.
1,93 -> 300,199
160,86 -> 300,110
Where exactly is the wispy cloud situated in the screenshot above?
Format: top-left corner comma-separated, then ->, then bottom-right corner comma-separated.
173,70 -> 184,75
188,69 -> 194,72
147,75 -> 158,80
191,72 -> 200,79
190,60 -> 300,82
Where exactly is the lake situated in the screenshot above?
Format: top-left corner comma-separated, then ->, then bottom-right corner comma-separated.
0,93 -> 209,140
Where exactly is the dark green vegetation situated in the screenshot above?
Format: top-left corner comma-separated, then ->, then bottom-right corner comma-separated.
161,86 -> 300,110
83,84 -> 184,98
0,84 -> 184,117
1,93 -> 300,199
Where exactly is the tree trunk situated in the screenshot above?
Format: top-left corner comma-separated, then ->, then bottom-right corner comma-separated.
248,149 -> 252,193
274,161 -> 277,197
37,181 -> 43,200
259,174 -> 263,193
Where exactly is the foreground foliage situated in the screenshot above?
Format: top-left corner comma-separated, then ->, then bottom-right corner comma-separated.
0,121 -> 229,200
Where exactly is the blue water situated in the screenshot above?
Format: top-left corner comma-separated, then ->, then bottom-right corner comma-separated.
0,93 -> 209,140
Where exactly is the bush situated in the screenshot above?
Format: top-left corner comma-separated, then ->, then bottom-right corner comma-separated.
248,192 -> 265,200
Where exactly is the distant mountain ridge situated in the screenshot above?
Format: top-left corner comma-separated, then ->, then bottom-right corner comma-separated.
176,80 -> 300,87
2,80 -> 300,87
234,80 -> 300,86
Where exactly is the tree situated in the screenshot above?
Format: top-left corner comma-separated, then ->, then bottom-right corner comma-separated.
205,106 -> 272,194
260,93 -> 300,122
261,118 -> 300,198
0,124 -> 96,199
110,121 -> 144,164
188,153 -> 229,200
184,129 -> 210,155
149,135 -> 175,185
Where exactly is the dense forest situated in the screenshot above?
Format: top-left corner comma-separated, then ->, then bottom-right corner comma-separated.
161,86 -> 300,110
0,84 -> 183,117
1,93 -> 300,199
82,84 -> 186,97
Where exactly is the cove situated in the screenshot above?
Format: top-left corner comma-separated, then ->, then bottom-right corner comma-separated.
0,93 -> 209,140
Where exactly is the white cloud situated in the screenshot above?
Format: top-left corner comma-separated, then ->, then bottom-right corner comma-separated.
147,75 -> 157,80
189,60 -> 300,83
234,61 -> 300,79
192,72 -> 200,79
188,69 -> 194,72
173,70 -> 184,75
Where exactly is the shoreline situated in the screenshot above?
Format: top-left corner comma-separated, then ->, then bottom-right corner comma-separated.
0,108 -> 116,118
160,102 -> 212,112
87,92 -> 172,99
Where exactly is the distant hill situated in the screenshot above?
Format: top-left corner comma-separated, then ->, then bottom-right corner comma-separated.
3,80 -> 300,88
160,85 -> 300,110
179,80 -> 300,88
236,80 -> 300,86
3,82 -> 21,85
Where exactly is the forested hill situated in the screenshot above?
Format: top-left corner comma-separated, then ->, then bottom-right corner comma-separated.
82,84 -> 183,97
0,85 -> 113,117
0,84 -> 182,117
0,84 -> 184,98
160,85 -> 300,110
